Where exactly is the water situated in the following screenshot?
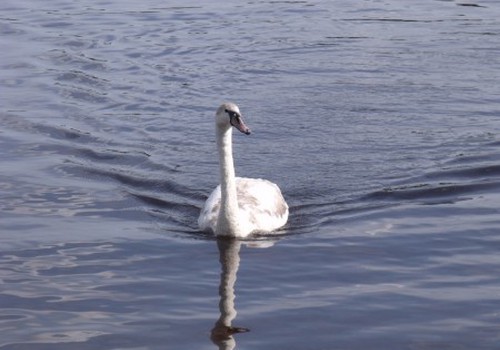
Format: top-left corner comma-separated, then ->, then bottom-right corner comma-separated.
1,0 -> 500,348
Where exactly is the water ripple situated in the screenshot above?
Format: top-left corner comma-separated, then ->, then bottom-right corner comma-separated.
2,0 -> 500,348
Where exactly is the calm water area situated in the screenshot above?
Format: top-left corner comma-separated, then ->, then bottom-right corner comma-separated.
1,0 -> 500,349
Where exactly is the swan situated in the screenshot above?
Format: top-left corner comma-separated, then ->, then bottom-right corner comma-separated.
198,102 -> 288,238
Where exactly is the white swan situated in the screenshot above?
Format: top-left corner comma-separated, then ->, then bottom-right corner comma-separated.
198,102 -> 288,238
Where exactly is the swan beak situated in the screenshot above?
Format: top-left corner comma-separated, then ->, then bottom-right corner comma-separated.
230,114 -> 251,135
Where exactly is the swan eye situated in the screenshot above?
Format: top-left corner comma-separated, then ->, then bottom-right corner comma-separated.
225,109 -> 239,119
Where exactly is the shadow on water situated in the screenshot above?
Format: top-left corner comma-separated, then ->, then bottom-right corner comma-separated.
210,235 -> 287,350
210,238 -> 249,350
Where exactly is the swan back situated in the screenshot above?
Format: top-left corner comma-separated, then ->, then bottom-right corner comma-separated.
198,177 -> 289,237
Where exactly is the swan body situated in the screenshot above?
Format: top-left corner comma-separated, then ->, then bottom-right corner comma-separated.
198,103 -> 288,238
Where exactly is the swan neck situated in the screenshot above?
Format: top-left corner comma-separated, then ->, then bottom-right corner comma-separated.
216,127 -> 240,236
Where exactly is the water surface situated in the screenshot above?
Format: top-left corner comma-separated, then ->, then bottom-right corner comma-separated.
1,0 -> 500,349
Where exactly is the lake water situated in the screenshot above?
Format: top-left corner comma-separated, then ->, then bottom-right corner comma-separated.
1,0 -> 500,348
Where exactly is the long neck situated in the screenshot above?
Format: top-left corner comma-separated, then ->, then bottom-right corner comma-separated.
216,126 -> 240,236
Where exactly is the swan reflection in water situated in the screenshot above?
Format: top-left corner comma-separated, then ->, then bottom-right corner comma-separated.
211,237 -> 258,350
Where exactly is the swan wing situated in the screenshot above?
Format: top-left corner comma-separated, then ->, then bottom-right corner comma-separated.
235,177 -> 289,233
198,185 -> 222,233
198,177 -> 289,235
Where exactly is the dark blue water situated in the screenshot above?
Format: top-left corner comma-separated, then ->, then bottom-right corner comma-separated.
2,0 -> 500,349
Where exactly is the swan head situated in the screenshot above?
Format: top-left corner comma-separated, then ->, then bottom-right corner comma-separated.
216,103 -> 251,135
